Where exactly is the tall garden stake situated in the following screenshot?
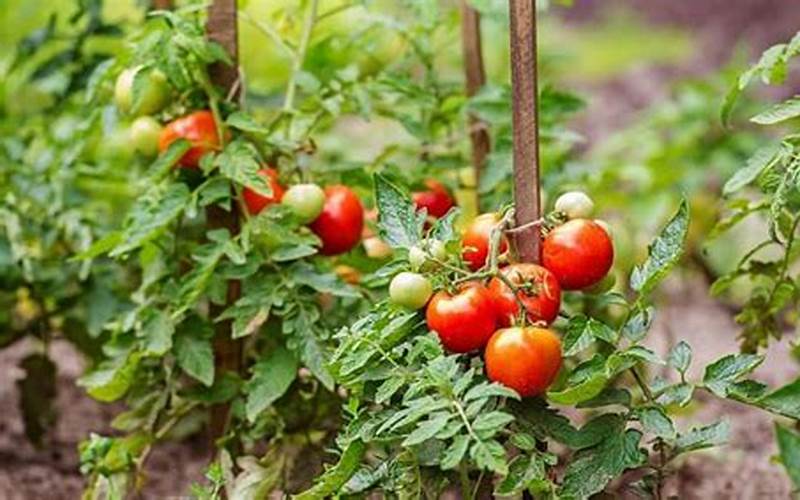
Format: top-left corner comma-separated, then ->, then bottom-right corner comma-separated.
205,0 -> 242,447
460,0 -> 490,199
509,0 -> 541,263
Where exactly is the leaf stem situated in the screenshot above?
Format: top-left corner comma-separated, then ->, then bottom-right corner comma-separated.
283,0 -> 319,115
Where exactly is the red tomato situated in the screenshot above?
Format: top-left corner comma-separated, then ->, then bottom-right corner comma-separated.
542,219 -> 614,290
309,185 -> 364,255
462,213 -> 508,271
488,264 -> 561,327
242,168 -> 285,215
426,283 -> 497,353
485,326 -> 562,397
158,110 -> 221,169
412,179 -> 455,219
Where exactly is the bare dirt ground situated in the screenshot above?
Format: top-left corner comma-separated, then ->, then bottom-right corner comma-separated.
3,1 -> 800,498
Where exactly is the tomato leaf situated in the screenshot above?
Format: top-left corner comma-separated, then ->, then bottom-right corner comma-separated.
702,353 -> 764,397
245,346 -> 298,422
374,173 -> 424,249
174,329 -> 214,387
674,420 -> 729,454
630,199 -> 689,297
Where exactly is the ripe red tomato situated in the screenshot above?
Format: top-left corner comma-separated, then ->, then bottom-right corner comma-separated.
485,326 -> 562,397
488,263 -> 561,327
542,219 -> 613,290
426,283 -> 497,353
242,168 -> 285,215
158,110 -> 221,169
412,179 -> 455,219
309,185 -> 364,255
462,213 -> 508,271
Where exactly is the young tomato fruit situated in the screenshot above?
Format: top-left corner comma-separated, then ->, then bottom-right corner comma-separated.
363,236 -> 393,259
243,168 -> 285,215
282,183 -> 326,223
309,185 -> 364,255
485,326 -> 562,397
426,283 -> 497,353
114,67 -> 170,116
412,179 -> 456,219
542,219 -> 614,290
409,240 -> 447,271
389,272 -> 433,310
488,263 -> 561,327
130,116 -> 163,157
462,213 -> 508,271
158,110 -> 221,169
554,191 -> 594,219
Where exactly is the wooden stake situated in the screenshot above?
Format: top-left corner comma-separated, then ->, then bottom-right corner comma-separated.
205,0 -> 241,446
152,0 -> 172,9
509,0 -> 541,263
460,0 -> 490,190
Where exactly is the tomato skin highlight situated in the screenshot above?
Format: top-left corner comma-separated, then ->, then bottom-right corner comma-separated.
412,179 -> 455,219
485,326 -> 562,397
243,168 -> 285,215
462,213 -> 508,271
309,185 -> 364,256
158,110 -> 221,169
488,264 -> 561,327
426,283 -> 497,353
542,219 -> 614,290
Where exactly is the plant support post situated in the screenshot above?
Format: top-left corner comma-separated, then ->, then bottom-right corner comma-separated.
206,0 -> 241,446
509,0 -> 542,263
460,0 -> 490,192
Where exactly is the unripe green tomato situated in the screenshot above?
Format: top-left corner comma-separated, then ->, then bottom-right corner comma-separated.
97,128 -> 135,161
130,116 -> 163,157
555,191 -> 594,219
114,67 -> 170,116
427,240 -> 447,261
282,183 -> 326,223
389,272 -> 433,310
408,246 -> 427,271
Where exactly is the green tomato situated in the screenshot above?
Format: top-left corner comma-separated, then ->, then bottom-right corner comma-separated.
389,272 -> 433,310
96,127 -> 135,162
408,240 -> 447,271
282,183 -> 325,223
554,191 -> 594,219
114,67 -> 170,116
130,116 -> 163,157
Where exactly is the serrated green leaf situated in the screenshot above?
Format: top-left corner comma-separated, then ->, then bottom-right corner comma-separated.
174,332 -> 214,387
375,377 -> 405,404
755,378 -> 800,419
374,174 -> 423,249
668,341 -> 692,375
441,435 -> 470,470
548,371 -> 608,405
495,454 -> 548,496
140,309 -> 174,356
471,439 -> 508,474
675,421 -> 729,454
403,414 -> 451,446
751,96 -> 800,125
560,429 -> 646,498
463,382 -> 520,402
245,347 -> 298,422
723,142 -> 782,196
630,199 -> 689,296
636,406 -> 675,439
703,354 -> 764,397
78,352 -> 141,402
563,315 -> 617,356
472,411 -> 515,433
215,140 -> 272,197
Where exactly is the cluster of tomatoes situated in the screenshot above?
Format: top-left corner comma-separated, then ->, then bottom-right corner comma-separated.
115,68 -> 463,260
388,190 -> 614,397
